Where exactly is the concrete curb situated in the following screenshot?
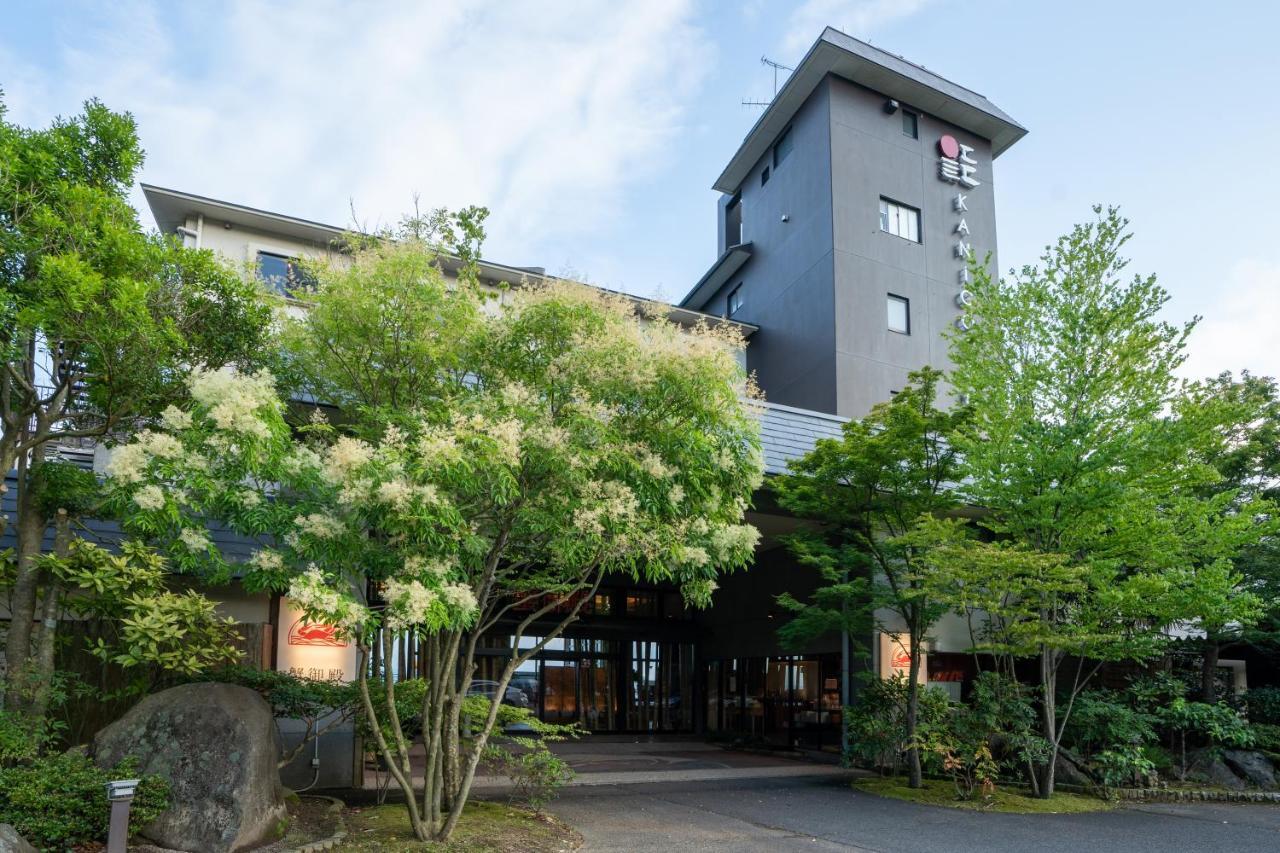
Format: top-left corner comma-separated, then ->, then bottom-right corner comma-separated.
282,795 -> 347,853
1053,781 -> 1280,804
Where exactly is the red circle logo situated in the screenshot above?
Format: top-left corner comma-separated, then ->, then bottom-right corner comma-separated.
938,135 -> 960,159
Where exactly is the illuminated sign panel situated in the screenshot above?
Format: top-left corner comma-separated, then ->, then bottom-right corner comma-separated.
878,632 -> 927,684
275,597 -> 357,683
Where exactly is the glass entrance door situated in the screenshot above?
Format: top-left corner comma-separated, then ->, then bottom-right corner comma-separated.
627,641 -> 693,731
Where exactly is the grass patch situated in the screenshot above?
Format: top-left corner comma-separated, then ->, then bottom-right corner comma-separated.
853,776 -> 1113,814
336,799 -> 580,851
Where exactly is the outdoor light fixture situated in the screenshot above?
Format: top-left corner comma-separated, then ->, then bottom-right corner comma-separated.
106,779 -> 141,853
883,98 -> 899,114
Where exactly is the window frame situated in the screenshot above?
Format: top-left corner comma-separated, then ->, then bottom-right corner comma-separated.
902,110 -> 919,139
886,293 -> 911,335
878,197 -> 921,243
772,125 -> 794,168
727,283 -> 744,318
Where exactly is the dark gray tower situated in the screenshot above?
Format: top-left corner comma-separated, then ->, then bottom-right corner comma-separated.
681,28 -> 1026,418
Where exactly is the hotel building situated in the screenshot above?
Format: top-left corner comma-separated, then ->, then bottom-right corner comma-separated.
5,29 -> 1026,787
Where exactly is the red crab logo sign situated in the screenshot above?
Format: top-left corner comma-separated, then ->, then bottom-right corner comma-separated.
287,619 -> 348,648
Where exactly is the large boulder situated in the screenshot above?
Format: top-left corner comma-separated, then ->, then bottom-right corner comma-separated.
1222,750 -> 1279,790
92,683 -> 288,853
1186,748 -> 1248,790
0,824 -> 37,853
1054,749 -> 1095,787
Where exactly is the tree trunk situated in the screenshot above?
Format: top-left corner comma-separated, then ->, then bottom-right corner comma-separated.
1038,646 -> 1058,799
905,641 -> 923,789
28,510 -> 69,719
1200,638 -> 1220,703
4,452 -> 47,710
355,642 -> 428,841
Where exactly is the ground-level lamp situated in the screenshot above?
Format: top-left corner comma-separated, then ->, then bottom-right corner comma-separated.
105,778 -> 141,853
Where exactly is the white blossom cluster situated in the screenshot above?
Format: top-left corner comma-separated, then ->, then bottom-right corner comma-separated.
248,549 -> 284,572
188,368 -> 279,439
574,480 -> 639,537
133,484 -> 166,511
106,430 -> 188,484
382,578 -> 438,631
288,564 -> 368,632
294,512 -> 345,540
179,527 -> 210,552
404,554 -> 455,580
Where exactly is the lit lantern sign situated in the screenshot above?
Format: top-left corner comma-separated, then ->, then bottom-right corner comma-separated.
878,632 -> 927,684
938,134 -> 980,330
276,597 -> 358,683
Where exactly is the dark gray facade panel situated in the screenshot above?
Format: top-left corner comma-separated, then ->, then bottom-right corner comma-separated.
699,545 -> 841,660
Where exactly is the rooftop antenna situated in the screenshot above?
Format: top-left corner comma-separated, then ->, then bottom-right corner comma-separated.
741,55 -> 794,110
761,56 -> 794,96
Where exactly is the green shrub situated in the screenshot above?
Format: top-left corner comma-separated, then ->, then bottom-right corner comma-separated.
1062,689 -> 1157,765
1244,687 -> 1280,725
0,709 -> 56,769
0,751 -> 168,850
487,746 -> 575,814
843,674 -> 951,775
1248,723 -> 1280,755
471,696 -> 583,813
1093,745 -> 1157,789
964,672 -> 1049,779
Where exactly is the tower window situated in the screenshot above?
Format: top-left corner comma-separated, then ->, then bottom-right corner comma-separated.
879,198 -> 920,243
761,165 -> 770,186
773,126 -> 793,167
727,283 -> 744,318
887,294 -> 910,334
902,110 -> 919,139
724,193 -> 743,247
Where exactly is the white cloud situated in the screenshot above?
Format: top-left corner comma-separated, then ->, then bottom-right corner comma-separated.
1179,258 -> 1280,381
781,0 -> 934,59
0,0 -> 711,266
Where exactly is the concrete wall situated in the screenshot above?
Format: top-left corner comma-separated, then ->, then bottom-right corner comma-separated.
827,76 -> 998,418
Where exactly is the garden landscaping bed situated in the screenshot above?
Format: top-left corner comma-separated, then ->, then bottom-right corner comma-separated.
330,801 -> 580,852
853,777 -> 1113,814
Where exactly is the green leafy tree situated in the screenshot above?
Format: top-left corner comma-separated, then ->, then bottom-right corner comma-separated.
1181,372 -> 1280,699
942,206 -> 1271,797
106,239 -> 765,842
0,95 -> 271,709
771,368 -> 966,788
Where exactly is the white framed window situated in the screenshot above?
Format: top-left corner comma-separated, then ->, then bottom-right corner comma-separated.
887,294 -> 910,334
879,198 -> 920,243
727,283 -> 744,318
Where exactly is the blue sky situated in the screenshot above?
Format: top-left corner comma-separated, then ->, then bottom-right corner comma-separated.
4,0 -> 1278,379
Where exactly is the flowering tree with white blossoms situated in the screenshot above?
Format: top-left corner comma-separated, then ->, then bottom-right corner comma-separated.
107,239 -> 764,841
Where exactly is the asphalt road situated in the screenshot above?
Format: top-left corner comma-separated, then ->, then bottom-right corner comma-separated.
548,773 -> 1280,852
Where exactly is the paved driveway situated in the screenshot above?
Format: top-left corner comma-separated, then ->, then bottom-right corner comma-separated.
549,772 -> 1280,852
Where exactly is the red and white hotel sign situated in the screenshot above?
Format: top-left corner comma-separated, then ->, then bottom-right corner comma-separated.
878,632 -> 927,684
275,597 -> 358,682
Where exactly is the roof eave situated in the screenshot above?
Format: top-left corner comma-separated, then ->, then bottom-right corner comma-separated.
712,28 -> 1027,194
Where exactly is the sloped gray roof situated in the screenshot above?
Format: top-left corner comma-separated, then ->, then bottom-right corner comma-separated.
756,400 -> 848,475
